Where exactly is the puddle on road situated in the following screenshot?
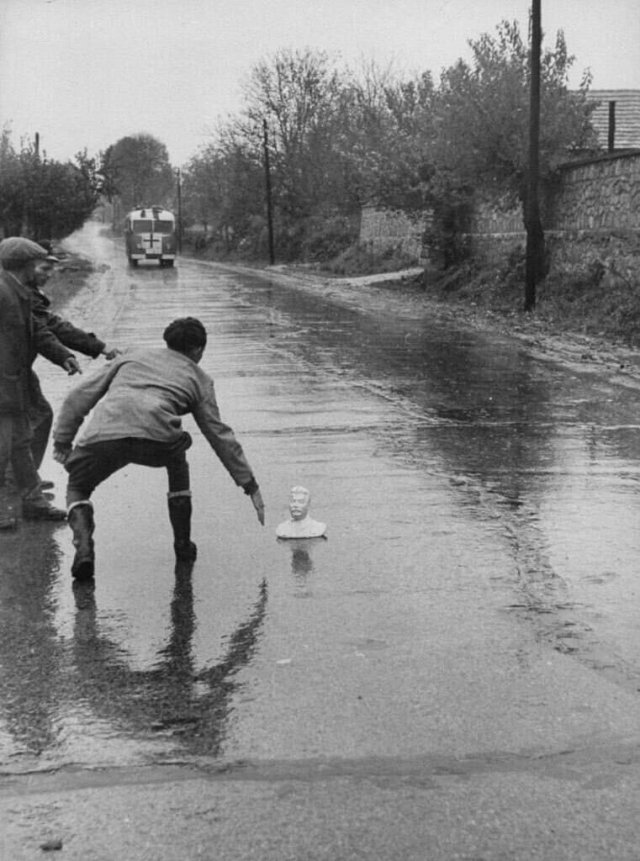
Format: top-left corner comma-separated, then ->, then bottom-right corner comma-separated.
4,237 -> 640,768
237,273 -> 640,690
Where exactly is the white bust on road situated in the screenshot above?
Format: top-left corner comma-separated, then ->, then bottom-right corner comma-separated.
276,486 -> 327,539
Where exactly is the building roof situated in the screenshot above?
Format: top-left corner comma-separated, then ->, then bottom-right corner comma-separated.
586,90 -> 640,150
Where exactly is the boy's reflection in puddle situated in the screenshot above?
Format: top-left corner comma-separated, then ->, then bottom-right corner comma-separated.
71,569 -> 268,755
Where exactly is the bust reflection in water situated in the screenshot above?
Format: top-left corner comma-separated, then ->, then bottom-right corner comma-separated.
276,486 -> 327,539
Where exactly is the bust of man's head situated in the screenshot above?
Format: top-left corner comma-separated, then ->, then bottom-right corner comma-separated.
276,485 -> 326,539
288,486 -> 311,521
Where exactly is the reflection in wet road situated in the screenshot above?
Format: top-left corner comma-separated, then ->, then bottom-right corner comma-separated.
3,223 -> 640,772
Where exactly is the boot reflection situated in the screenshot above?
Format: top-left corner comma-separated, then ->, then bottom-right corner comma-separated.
174,556 -> 196,580
68,565 -> 269,756
72,578 -> 96,612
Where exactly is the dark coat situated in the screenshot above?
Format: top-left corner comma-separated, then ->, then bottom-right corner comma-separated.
0,270 -> 74,415
30,287 -> 105,358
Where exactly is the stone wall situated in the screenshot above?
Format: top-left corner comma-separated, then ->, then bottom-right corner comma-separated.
551,152 -> 640,231
470,152 -> 640,281
466,195 -> 525,266
359,204 -> 428,262
546,229 -> 640,291
471,194 -> 523,235
361,152 -> 640,281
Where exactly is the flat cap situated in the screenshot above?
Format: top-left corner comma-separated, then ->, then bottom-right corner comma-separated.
0,237 -> 58,264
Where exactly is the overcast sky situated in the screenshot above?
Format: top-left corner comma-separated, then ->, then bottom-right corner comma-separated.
1,0 -> 638,166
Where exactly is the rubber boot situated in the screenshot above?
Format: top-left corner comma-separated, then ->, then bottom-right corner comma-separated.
168,494 -> 197,563
68,501 -> 95,580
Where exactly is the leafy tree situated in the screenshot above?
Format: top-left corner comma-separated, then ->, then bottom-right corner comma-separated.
180,23 -> 598,271
100,133 -> 175,214
0,129 -> 101,239
182,133 -> 264,254
336,64 -> 436,211
0,127 -> 23,236
241,48 -> 350,253
183,51 -> 440,261
40,153 -> 102,238
424,19 -> 598,273
182,149 -> 219,236
433,20 -> 597,214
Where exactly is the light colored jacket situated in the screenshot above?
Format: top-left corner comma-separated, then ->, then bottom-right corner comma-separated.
53,347 -> 255,488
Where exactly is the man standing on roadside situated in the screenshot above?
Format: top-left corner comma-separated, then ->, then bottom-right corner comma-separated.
0,237 -> 81,522
26,251 -> 121,483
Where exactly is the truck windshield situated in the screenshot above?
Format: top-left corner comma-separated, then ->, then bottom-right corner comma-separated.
153,221 -> 174,234
132,220 -> 153,233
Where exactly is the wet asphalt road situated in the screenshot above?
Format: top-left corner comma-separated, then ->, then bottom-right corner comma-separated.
4,223 -> 640,856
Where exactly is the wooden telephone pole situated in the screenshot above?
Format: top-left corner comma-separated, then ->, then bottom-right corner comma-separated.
176,168 -> 183,254
263,119 -> 275,265
524,0 -> 543,311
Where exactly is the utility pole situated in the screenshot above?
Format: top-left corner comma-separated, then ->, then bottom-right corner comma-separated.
263,119 -> 275,265
608,101 -> 616,152
176,168 -> 183,254
524,0 -> 543,311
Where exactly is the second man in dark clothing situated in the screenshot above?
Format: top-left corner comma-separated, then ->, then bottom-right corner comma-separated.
0,238 -> 79,520
27,253 -> 120,482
